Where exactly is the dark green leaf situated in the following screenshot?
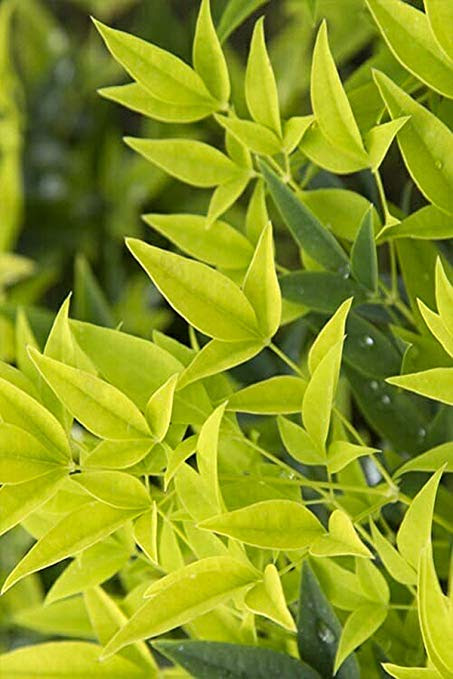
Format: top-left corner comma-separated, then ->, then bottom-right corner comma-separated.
280,272 -> 365,313
350,209 -> 378,292
73,255 -> 114,328
217,0 -> 270,44
344,313 -> 402,378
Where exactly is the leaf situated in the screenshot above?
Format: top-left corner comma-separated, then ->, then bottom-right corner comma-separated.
283,115 -> 314,154
93,19 -> 216,107
125,138 -> 239,188
355,558 -> 389,605
73,255 -> 114,328
84,439 -> 154,470
217,0 -> 270,43
178,339 -> 262,389
297,562 -> 360,679
396,467 -> 443,569
145,374 -> 178,441
206,172 -> 251,225
1,501 -> 141,593
245,564 -> 296,632
379,205 -> 453,241
278,417 -> 324,465
334,604 -> 387,674
99,83 -> 214,123
164,436 -> 198,490
12,597 -> 92,639
199,499 -> 323,550
424,0 -> 453,61
387,367 -> 453,405
197,404 -> 226,512
29,348 -> 151,440
102,557 -> 257,657
259,162 -> 349,273
45,294 -> 94,373
243,222 -> 281,340
281,271 -> 364,313
193,0 -> 230,104
435,258 -> 453,336
366,0 -> 453,99
308,297 -> 352,375
327,440 -> 378,474
245,18 -> 281,136
384,664 -> 442,679
0,469 -> 66,537
369,520 -> 417,585
0,423 -> 64,483
300,123 -> 369,175
0,376 -> 70,463
72,471 -> 151,509
228,376 -> 307,414
246,179 -> 268,245
365,116 -> 410,172
350,209 -> 378,293
143,213 -> 253,270
310,510 -> 372,558
127,239 -> 259,341
373,71 -> 453,215
395,442 -> 453,476
0,641 -> 147,678
418,299 -> 453,358
215,115 -> 281,155
311,22 -> 367,162
133,503 -> 159,561
154,640 -> 321,678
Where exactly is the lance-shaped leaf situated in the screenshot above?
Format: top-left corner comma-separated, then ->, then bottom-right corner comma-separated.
0,423 -> 65,484
206,171 -> 251,225
435,258 -> 453,336
72,472 -> 151,510
396,467 -> 443,570
133,503 -> 159,562
327,440 -> 378,474
387,367 -> 453,406
93,19 -> 216,107
228,375 -> 307,414
127,239 -> 259,341
297,562 -> 360,679
374,71 -> 453,216
283,115 -> 314,154
217,0 -> 270,43
245,563 -> 296,632
384,664 -> 442,679
281,271 -> 364,313
395,442 -> 453,477
145,374 -> 178,441
278,417 -> 324,466
245,18 -> 281,136
311,22 -> 367,163
0,641 -> 148,678
29,348 -> 151,440
125,138 -> 239,188
83,439 -> 153,470
425,0 -> 453,61
366,0 -> 453,99
215,115 -> 281,155
300,123 -> 369,175
356,558 -> 389,605
370,521 -> 417,585
164,436 -> 198,490
243,222 -> 281,340
0,377 -> 70,463
143,213 -> 253,270
45,294 -> 94,373
350,209 -> 378,293
199,499 -> 323,550
334,604 -> 387,674
178,339 -> 262,389
308,297 -> 352,375
154,640 -> 321,679
197,404 -> 226,512
259,162 -> 349,273
418,299 -> 453,358
1,501 -> 141,593
366,117 -> 410,172
102,557 -> 257,657
246,178 -> 268,244
193,0 -> 230,104
379,205 -> 453,241
310,510 -> 372,558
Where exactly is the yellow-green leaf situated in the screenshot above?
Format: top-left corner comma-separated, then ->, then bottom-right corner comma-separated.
435,258 -> 453,336
197,404 -> 226,512
370,520 -> 417,585
145,374 -> 178,441
193,0 -> 230,104
278,416 -> 324,466
245,18 -> 281,136
425,0 -> 453,61
215,115 -> 281,155
282,115 -> 314,154
245,564 -> 296,632
334,604 -> 387,674
246,179 -> 268,245
308,297 -> 352,375
72,471 -> 151,510
310,510 -> 372,558
387,368 -> 453,406
366,117 -> 410,172
228,376 -> 307,414
83,439 -> 154,471
0,423 -> 65,483
178,339 -> 262,389
327,440 -> 378,474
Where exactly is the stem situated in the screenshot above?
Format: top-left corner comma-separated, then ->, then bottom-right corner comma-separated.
374,169 -> 392,224
269,342 -> 304,377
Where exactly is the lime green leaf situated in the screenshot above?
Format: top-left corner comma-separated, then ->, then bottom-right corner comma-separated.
418,544 -> 453,676
370,520 -> 417,585
217,0 -> 270,43
225,128 -> 252,168
387,367 -> 453,405
144,213 -> 253,270
228,376 -> 307,414
175,463 -> 219,521
125,138 -> 239,188
312,559 -> 367,612
0,423 -> 65,483
127,239 -> 259,341
193,0 -> 230,104
300,123 -> 369,175
12,597 -> 92,639
246,179 -> 268,245
334,604 -> 387,674
215,115 -> 281,155
93,19 -> 215,107
0,469 -> 66,537
435,258 -> 453,336
310,510 -> 372,558
245,18 -> 281,136
366,117 -> 410,172
159,516 -> 184,572
366,0 -> 453,99
418,299 -> 453,357
311,22 -> 367,162
243,222 -> 281,340
29,348 -> 151,440
0,360 -> 39,400
99,83 -> 214,123
396,467 -> 443,570
154,641 -> 319,678
178,339 -> 262,389
356,558 -> 389,604
350,209 -> 378,293
164,436 -> 198,491
197,404 -> 226,512
245,564 -> 296,632
373,71 -> 453,215
259,161 -> 349,273
133,503 -> 159,562
2,501 -> 141,593
425,0 -> 453,61
379,205 -> 453,241
395,442 -> 453,476
85,587 -> 157,673
0,641 -> 147,678
145,374 -> 178,441
308,297 -> 352,375
199,499 -> 323,550
102,557 -> 257,657
84,439 -> 153,470
327,440 -> 378,474
72,472 -> 151,509
206,172 -> 251,225
384,664 -> 442,679
282,115 -> 314,154
297,562 -> 360,678
46,541 -> 129,605
45,294 -> 94,374
278,417 -> 324,465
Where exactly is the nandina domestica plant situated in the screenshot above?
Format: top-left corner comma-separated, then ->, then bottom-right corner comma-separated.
0,0 -> 452,677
